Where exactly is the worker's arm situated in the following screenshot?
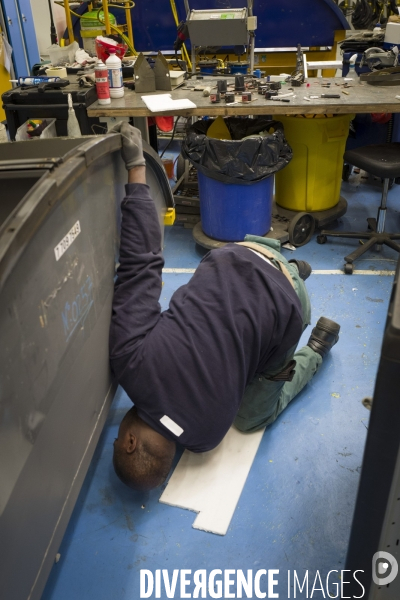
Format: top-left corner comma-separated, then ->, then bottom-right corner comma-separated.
109,124 -> 164,364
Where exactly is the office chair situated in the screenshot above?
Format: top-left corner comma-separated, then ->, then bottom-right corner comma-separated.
317,143 -> 400,274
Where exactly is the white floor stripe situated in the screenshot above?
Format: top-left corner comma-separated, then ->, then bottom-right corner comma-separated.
312,269 -> 395,276
163,268 -> 395,276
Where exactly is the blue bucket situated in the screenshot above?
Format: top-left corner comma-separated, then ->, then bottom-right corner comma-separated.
198,172 -> 274,242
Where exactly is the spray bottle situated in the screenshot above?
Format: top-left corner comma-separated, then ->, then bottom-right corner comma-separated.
67,93 -> 82,137
95,59 -> 111,105
348,53 -> 358,78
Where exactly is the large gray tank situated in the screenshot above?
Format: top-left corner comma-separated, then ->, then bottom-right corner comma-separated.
0,135 -> 173,600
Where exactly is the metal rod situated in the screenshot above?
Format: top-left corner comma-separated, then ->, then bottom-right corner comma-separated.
125,2 -> 134,47
102,0 -> 111,35
192,44 -> 196,75
249,33 -> 255,74
377,178 -> 390,234
64,0 -> 75,44
48,0 -> 57,44
184,0 -> 190,18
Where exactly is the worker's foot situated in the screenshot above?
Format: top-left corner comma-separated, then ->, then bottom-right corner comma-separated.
307,317 -> 340,358
289,259 -> 312,281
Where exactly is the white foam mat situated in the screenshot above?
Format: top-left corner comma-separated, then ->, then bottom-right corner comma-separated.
159,426 -> 265,536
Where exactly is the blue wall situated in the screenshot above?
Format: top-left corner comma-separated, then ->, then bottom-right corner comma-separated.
123,0 -> 349,53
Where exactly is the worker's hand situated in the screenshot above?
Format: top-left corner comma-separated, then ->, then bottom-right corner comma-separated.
109,121 -> 146,170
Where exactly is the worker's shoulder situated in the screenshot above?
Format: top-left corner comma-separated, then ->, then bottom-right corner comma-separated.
204,243 -> 251,262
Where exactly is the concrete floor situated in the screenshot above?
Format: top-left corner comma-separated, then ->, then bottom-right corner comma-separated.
41,170 -> 399,600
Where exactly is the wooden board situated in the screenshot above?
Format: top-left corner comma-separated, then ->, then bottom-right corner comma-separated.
87,78 -> 400,118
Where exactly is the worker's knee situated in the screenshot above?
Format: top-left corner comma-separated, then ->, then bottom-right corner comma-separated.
233,416 -> 265,434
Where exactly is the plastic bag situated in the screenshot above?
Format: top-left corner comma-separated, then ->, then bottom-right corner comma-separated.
181,117 -> 292,185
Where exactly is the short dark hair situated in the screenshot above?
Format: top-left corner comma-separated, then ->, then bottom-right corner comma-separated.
113,437 -> 174,491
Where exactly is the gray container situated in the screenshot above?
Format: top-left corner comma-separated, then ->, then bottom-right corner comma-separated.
187,8 -> 248,46
0,135 -> 173,600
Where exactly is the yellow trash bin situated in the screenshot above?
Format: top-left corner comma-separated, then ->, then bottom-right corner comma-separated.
275,114 -> 354,212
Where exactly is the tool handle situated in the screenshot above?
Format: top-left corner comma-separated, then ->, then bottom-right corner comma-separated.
321,94 -> 340,99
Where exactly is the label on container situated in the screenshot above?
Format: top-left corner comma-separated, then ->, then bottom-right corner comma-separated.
95,69 -> 110,100
108,67 -> 123,89
54,221 -> 81,261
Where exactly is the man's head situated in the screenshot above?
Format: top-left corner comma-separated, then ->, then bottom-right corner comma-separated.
113,407 -> 176,491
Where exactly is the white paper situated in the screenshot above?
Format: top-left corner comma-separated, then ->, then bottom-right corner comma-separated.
141,93 -> 196,112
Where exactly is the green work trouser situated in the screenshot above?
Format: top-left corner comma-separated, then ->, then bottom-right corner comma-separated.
233,234 -> 322,433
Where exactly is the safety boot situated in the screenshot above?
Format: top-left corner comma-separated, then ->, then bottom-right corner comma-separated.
288,259 -> 312,281
307,317 -> 340,358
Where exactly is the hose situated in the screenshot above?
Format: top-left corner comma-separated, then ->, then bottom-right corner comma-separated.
55,1 -> 137,55
351,0 -> 374,29
169,0 -> 192,70
95,6 -> 137,55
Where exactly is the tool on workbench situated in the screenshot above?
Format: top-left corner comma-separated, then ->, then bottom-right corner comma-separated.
308,94 -> 341,99
12,78 -> 70,93
154,51 -> 174,92
210,92 -> 221,103
270,98 -> 291,102
265,91 -> 278,99
217,80 -> 228,95
287,44 -> 306,86
225,93 -> 235,103
134,53 -> 156,93
242,92 -> 252,102
235,75 -> 245,92
359,66 -> 400,85
10,76 -> 61,86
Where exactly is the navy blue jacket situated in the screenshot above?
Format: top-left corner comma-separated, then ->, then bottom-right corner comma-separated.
109,184 -> 303,452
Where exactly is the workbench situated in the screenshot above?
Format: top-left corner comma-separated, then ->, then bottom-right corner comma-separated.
87,76 -> 400,249
87,77 -> 400,119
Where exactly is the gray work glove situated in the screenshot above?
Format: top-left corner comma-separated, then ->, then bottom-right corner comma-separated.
109,121 -> 146,169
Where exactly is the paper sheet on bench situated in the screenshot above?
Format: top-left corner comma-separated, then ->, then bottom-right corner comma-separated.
159,426 -> 265,535
141,94 -> 196,112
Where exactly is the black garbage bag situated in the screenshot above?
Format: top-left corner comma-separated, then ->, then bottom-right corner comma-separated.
181,117 -> 292,185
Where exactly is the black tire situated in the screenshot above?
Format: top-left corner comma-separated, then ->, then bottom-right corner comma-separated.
317,234 -> 327,245
288,212 -> 316,247
344,262 -> 354,274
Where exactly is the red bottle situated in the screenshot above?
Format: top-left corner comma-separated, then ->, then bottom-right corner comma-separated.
95,59 -> 111,105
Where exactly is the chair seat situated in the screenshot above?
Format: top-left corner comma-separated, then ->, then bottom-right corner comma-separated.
344,143 -> 400,179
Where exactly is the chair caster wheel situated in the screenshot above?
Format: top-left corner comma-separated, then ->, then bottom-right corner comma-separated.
317,234 -> 327,244
344,263 -> 354,274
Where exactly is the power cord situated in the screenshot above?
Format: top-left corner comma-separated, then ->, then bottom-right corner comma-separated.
160,117 -> 181,159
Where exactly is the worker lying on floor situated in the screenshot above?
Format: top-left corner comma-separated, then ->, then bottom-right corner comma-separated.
109,122 -> 340,491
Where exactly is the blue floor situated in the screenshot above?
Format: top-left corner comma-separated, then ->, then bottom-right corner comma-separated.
41,173 -> 399,600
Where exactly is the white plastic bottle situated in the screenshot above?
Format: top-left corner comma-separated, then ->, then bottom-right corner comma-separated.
95,59 -> 111,105
105,48 -> 124,99
67,93 -> 82,137
348,53 -> 358,79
